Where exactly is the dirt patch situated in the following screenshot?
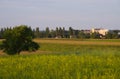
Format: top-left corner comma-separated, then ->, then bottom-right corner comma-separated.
34,39 -> 120,46
0,51 -> 7,56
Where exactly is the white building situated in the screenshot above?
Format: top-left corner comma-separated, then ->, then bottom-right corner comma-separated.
91,28 -> 108,36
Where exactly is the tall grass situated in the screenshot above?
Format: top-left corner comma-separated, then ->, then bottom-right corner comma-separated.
0,54 -> 120,79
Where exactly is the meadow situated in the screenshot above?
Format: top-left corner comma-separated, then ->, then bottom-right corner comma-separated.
0,39 -> 120,79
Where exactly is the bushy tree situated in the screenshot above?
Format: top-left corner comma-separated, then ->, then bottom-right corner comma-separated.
105,31 -> 119,39
0,25 -> 39,55
34,27 -> 40,38
69,27 -> 73,36
78,31 -> 84,39
45,27 -> 50,38
0,28 -> 4,39
105,32 -> 113,39
90,32 -> 100,39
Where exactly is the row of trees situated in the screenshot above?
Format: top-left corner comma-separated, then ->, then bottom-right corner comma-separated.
0,26 -> 120,39
33,27 -> 120,39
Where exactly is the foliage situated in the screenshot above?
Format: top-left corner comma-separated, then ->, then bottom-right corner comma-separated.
78,31 -> 86,39
106,31 -> 119,39
69,27 -> 74,36
34,27 -> 40,38
0,25 -> 39,55
45,27 -> 50,38
91,32 -> 100,39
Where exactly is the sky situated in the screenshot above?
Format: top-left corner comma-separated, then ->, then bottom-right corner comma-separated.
0,0 -> 120,30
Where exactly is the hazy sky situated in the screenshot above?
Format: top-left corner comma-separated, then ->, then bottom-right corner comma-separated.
0,0 -> 120,30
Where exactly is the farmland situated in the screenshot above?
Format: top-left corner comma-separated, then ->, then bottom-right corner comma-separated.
0,39 -> 120,79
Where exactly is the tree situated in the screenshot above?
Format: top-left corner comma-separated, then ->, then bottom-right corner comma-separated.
56,27 -> 59,37
69,27 -> 74,38
0,25 -> 39,55
50,29 -> 56,38
105,32 -> 113,39
45,27 -> 50,38
69,27 -> 73,35
62,27 -> 65,38
105,31 -> 119,39
90,32 -> 100,39
112,30 -> 119,39
78,31 -> 86,39
0,28 -> 4,39
34,27 -> 40,38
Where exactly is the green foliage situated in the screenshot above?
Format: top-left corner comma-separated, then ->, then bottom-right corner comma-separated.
106,31 -> 119,39
69,27 -> 74,36
91,32 -> 100,39
78,31 -> 86,39
45,27 -> 50,38
105,32 -> 113,39
34,27 -> 40,38
0,25 -> 39,55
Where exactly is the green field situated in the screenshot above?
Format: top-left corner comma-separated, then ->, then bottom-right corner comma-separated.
0,39 -> 120,79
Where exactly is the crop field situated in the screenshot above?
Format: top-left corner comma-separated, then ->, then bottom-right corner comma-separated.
0,39 -> 120,79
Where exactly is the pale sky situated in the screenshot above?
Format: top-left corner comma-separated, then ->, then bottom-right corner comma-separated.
0,0 -> 120,30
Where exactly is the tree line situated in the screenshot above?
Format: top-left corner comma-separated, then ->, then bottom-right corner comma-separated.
0,26 -> 120,39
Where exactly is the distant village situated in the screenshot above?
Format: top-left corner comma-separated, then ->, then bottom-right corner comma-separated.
33,27 -> 120,39
0,26 -> 120,39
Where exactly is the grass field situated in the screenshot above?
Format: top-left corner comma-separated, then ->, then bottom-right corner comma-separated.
0,39 -> 120,79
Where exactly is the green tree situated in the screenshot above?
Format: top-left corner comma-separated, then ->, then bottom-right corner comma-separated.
0,25 -> 39,55
56,27 -> 59,37
105,32 -> 113,39
90,32 -> 100,39
69,27 -> 74,38
69,27 -> 73,36
78,31 -> 86,39
105,31 -> 119,39
0,28 -> 4,39
45,27 -> 50,38
50,29 -> 56,38
62,27 -> 65,38
112,30 -> 119,39
34,27 -> 40,38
